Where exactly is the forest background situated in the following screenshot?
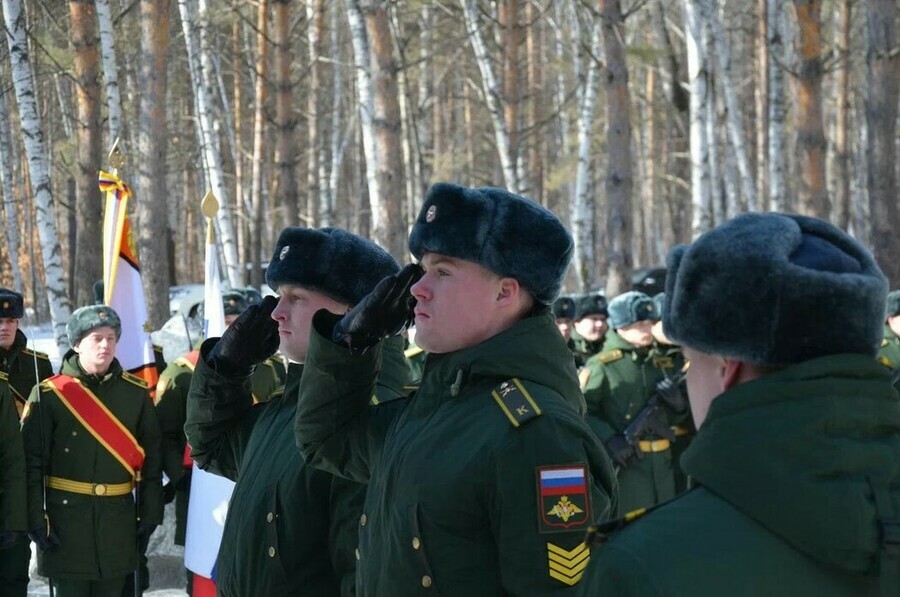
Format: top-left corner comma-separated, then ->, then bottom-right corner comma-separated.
0,0 -> 896,352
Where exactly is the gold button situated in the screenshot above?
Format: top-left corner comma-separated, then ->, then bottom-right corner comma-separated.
266,512 -> 274,523
72,431 -> 77,436
360,513 -> 367,527
355,548 -> 360,561
268,546 -> 276,558
94,484 -> 107,496
412,537 -> 421,550
624,414 -> 631,421
64,448 -> 69,453
62,499 -> 68,505
422,575 -> 432,588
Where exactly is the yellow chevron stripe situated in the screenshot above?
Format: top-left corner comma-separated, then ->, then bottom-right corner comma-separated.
512,378 -> 542,415
547,541 -> 588,559
548,547 -> 590,568
547,542 -> 590,586
549,557 -> 590,577
549,568 -> 586,586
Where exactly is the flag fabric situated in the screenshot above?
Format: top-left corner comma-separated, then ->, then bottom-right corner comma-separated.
184,208 -> 234,581
99,171 -> 160,400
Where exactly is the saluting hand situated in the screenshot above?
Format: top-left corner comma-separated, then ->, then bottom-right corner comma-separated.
333,263 -> 423,355
210,295 -> 280,374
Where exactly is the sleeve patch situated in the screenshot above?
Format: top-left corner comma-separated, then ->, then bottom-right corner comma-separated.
547,541 -> 589,586
491,378 -> 542,427
536,464 -> 592,534
598,349 -> 623,364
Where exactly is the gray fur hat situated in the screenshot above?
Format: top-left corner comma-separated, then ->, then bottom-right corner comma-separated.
887,290 -> 900,318
652,293 -> 665,321
265,227 -> 400,306
608,291 -> 655,329
663,213 -> 888,365
0,289 -> 24,319
67,305 -> 122,347
408,183 -> 573,305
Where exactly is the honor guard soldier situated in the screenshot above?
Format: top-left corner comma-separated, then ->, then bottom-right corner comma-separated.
571,292 -> 609,367
581,291 -> 687,515
878,290 -> 900,390
0,368 -> 26,597
155,291 -> 282,595
0,289 -> 51,596
185,228 -> 411,597
21,305 -> 163,597
293,183 -> 616,593
552,295 -> 577,343
585,213 -> 900,595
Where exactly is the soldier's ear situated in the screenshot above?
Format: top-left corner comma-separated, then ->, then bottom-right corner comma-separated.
495,277 -> 522,305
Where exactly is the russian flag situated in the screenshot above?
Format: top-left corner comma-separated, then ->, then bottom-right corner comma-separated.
540,467 -> 587,497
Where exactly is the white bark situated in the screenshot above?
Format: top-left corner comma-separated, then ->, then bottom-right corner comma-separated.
0,89 -> 23,292
177,0 -> 241,287
2,0 -> 71,353
460,0 -> 521,192
96,0 -> 123,143
572,22 -> 601,292
324,2 -> 343,226
685,0 -> 711,237
705,74 -> 720,225
767,0 -> 787,211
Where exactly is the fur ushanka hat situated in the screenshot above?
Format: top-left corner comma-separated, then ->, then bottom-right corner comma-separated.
608,291 -> 655,330
67,305 -> 122,347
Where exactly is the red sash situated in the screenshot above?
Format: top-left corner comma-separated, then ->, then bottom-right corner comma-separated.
45,374 -> 145,478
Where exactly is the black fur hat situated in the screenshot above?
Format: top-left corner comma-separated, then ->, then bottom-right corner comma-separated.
265,227 -> 400,306
553,296 -> 576,320
408,183 -> 573,305
222,291 -> 249,316
887,290 -> 900,318
574,292 -> 608,320
0,289 -> 24,319
663,213 -> 888,365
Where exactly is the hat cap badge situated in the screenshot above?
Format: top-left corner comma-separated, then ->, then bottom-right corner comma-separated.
279,246 -> 290,260
1,301 -> 7,310
98,310 -> 107,320
425,205 -> 437,223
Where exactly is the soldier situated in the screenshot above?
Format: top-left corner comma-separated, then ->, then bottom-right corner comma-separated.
21,305 -> 163,597
0,289 -> 52,596
154,290 -> 282,595
552,295 -> 576,343
0,370 -> 26,597
293,183 -> 616,593
581,291 -> 686,515
585,213 -> 900,594
877,290 -> 900,389
571,292 -> 609,367
185,227 -> 411,596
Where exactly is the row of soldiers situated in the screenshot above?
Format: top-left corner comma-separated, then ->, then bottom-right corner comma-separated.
0,180 -> 899,596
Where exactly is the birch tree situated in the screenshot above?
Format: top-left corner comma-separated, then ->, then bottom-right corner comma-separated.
0,86 -> 23,292
685,0 -> 711,237
831,0 -> 852,230
303,0 -> 321,226
96,0 -> 124,143
249,0 -> 269,288
2,0 -> 71,352
767,0 -> 788,210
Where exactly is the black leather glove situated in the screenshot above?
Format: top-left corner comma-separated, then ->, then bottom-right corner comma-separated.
209,295 -> 280,374
333,264 -> 423,355
28,525 -> 59,552
605,435 -> 638,468
656,377 -> 687,413
0,531 -> 23,550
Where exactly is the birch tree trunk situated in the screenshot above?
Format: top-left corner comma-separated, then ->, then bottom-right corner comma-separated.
249,0 -> 269,288
572,21 -> 601,293
302,0 -> 322,227
500,0 -> 521,191
135,0 -> 170,328
177,0 -> 241,287
831,0 -> 851,230
865,0 -> 900,285
325,1 -> 344,226
0,88 -> 23,292
767,0 -> 788,211
600,0 -> 633,297
96,0 -> 123,143
2,0 -> 71,352
685,0 -> 711,237
756,0 -> 769,203
70,0 -> 104,306
460,0 -> 521,192
791,0 -> 829,218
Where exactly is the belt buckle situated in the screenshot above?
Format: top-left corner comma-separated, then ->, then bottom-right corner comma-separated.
92,483 -> 107,496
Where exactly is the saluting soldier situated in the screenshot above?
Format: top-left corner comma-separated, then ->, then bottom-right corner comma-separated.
570,292 -> 609,367
0,370 -> 26,597
877,290 -> 900,390
21,305 -> 163,597
581,291 -> 685,516
185,227 -> 411,597
0,289 -> 52,596
585,213 -> 900,595
155,290 -> 282,595
293,183 -> 616,593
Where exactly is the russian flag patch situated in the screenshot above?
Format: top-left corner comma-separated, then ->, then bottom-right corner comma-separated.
536,464 -> 591,533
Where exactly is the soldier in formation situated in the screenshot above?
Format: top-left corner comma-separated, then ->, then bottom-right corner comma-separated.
585,212 -> 900,595
552,295 -> 577,343
878,289 -> 900,390
570,292 -> 609,367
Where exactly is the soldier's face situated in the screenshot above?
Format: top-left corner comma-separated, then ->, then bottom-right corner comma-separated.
0,317 -> 18,349
411,253 -> 514,354
271,284 -> 349,362
74,326 -> 118,375
555,318 -> 573,342
574,314 -> 608,342
889,315 -> 900,338
616,320 -> 654,347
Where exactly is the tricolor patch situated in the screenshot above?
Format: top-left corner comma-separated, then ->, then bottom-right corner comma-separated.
536,464 -> 591,533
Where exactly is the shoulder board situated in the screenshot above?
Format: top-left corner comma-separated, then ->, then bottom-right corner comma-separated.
21,348 -> 51,361
878,355 -> 895,369
268,388 -> 285,400
121,372 -> 149,388
598,349 -> 624,364
401,384 -> 419,394
585,507 -> 651,548
0,371 -> 7,381
491,378 -> 543,428
404,345 -> 424,359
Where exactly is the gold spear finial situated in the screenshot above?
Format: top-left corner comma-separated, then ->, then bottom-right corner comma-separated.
201,190 -> 219,244
107,137 -> 125,172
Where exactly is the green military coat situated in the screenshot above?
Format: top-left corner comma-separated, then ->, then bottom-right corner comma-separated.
647,340 -> 693,493
581,331 -> 677,516
568,331 -> 604,369
877,324 -> 900,390
0,329 -> 54,417
584,354 -> 900,596
0,373 -> 26,532
21,352 -> 163,580
155,347 -> 282,545
185,335 -> 410,597
295,311 -> 617,594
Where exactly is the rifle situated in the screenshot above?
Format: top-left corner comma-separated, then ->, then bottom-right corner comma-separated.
621,365 -> 689,460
